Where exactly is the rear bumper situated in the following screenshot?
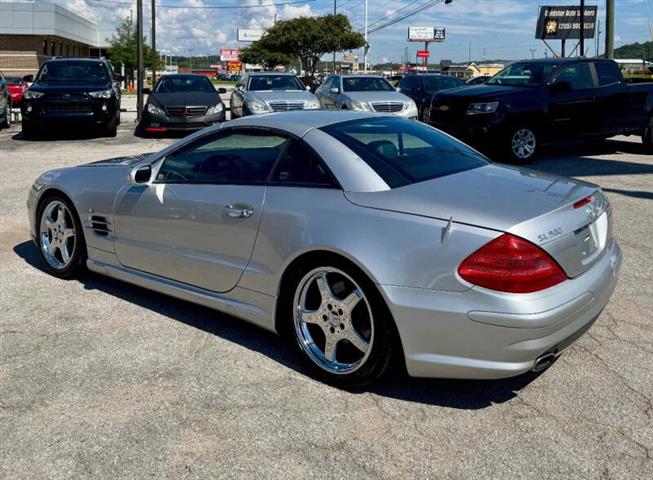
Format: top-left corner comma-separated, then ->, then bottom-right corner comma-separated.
381,240 -> 622,379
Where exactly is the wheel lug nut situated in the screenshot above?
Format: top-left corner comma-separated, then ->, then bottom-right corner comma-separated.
338,309 -> 343,315
327,304 -> 332,310
330,327 -> 335,334
340,324 -> 344,330
322,315 -> 327,321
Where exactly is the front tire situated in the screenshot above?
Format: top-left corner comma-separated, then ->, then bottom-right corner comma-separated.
285,259 -> 394,388
37,196 -> 87,279
504,124 -> 539,164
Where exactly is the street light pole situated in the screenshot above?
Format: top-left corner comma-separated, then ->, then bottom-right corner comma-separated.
579,0 -> 585,57
333,0 -> 336,73
605,0 -> 614,58
364,0 -> 368,73
136,0 -> 144,120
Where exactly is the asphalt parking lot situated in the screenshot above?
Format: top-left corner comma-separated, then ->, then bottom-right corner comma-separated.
1,118 -> 652,479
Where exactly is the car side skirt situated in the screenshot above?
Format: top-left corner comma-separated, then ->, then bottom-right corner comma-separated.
86,250 -> 277,333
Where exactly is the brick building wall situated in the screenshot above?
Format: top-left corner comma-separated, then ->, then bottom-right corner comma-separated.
0,34 -> 93,76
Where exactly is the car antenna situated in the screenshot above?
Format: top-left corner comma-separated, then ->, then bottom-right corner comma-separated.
441,216 -> 453,244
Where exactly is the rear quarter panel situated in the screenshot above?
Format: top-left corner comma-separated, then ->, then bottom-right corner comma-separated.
238,187 -> 500,296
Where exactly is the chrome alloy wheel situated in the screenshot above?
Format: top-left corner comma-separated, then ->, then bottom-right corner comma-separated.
293,267 -> 374,375
39,200 -> 76,269
511,128 -> 536,160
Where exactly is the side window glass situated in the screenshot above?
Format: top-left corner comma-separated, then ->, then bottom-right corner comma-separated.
269,140 -> 334,187
594,62 -> 621,86
554,64 -> 594,90
156,131 -> 289,184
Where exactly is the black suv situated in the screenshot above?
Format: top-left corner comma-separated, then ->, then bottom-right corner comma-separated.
0,70 -> 11,129
21,58 -> 122,137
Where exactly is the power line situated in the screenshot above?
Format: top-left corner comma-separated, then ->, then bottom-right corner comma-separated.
368,0 -> 446,34
85,0 -> 317,9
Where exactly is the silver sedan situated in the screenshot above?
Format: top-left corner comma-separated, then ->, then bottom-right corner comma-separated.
27,111 -> 622,387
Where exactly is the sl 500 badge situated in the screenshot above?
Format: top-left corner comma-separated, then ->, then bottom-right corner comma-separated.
538,227 -> 563,243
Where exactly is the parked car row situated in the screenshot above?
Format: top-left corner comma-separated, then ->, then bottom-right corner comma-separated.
8,57 -> 653,165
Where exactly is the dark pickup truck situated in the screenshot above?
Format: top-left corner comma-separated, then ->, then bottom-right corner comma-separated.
427,58 -> 653,162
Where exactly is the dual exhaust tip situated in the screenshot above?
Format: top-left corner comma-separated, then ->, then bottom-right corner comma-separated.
532,352 -> 558,372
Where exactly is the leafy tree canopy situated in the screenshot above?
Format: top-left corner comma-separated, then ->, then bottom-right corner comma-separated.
239,14 -> 366,81
106,17 -> 161,77
614,40 -> 653,62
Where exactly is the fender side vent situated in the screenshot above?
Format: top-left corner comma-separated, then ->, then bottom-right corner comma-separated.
89,215 -> 111,237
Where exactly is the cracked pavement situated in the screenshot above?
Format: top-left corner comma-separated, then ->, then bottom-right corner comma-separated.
1,123 -> 651,479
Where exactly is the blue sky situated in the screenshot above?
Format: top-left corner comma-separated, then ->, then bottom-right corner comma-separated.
17,0 -> 653,63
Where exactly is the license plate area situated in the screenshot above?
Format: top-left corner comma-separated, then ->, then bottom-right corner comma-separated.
574,211 -> 609,266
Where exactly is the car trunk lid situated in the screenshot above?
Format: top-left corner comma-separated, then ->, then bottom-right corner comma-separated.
344,164 -> 612,278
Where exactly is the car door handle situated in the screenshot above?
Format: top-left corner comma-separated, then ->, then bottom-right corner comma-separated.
224,204 -> 254,218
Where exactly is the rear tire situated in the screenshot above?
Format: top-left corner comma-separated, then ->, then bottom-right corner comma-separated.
36,195 -> 87,279
504,124 -> 539,164
0,100 -> 11,128
21,120 -> 36,139
282,257 -> 395,388
643,117 -> 653,153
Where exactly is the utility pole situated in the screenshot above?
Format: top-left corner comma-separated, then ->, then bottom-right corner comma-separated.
605,0 -> 614,58
333,0 -> 336,73
596,19 -> 601,57
136,0 -> 144,120
364,0 -> 368,73
151,0 -> 156,66
580,0 -> 585,57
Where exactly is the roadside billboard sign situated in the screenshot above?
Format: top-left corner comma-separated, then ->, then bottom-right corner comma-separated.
535,5 -> 597,40
227,60 -> 242,73
416,50 -> 430,58
220,49 -> 240,61
343,54 -> 358,62
237,29 -> 265,42
408,26 -> 445,42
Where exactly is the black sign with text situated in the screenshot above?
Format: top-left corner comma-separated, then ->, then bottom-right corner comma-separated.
535,5 -> 598,40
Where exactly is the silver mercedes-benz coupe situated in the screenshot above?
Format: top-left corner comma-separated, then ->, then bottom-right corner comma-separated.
27,111 -> 622,387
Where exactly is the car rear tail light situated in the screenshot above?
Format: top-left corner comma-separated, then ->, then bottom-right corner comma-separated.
458,234 -> 566,293
573,195 -> 592,209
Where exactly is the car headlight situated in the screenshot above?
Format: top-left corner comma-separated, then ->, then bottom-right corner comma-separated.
247,101 -> 270,114
305,100 -> 320,110
466,101 -> 499,115
23,90 -> 44,100
350,100 -> 372,111
206,103 -> 224,115
147,103 -> 166,116
89,89 -> 113,99
404,99 -> 417,111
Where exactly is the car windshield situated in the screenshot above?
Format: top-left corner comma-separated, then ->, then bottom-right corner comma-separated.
36,62 -> 110,85
155,76 -> 215,93
486,62 -> 560,86
321,117 -> 488,188
342,77 -> 395,92
6,77 -> 23,84
248,75 -> 304,91
421,76 -> 462,93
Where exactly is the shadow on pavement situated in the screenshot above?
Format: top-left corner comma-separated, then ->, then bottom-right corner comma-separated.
13,239 -> 541,409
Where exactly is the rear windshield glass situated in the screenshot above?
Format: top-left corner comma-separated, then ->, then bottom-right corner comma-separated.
421,76 -> 463,93
321,117 -> 488,188
342,77 -> 395,92
155,76 -> 215,93
248,75 -> 304,91
37,62 -> 109,85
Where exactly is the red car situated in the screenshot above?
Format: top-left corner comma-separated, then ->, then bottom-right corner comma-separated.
6,77 -> 28,106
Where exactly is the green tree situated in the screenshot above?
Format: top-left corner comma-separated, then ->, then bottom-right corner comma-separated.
106,17 -> 162,84
239,14 -> 365,83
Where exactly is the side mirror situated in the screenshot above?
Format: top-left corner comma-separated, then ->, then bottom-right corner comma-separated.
23,74 -> 34,83
550,80 -> 571,94
132,165 -> 152,184
114,74 -> 124,83
396,87 -> 401,92
142,87 -> 151,94
305,85 -> 311,91
218,87 -> 227,94
329,87 -> 340,94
